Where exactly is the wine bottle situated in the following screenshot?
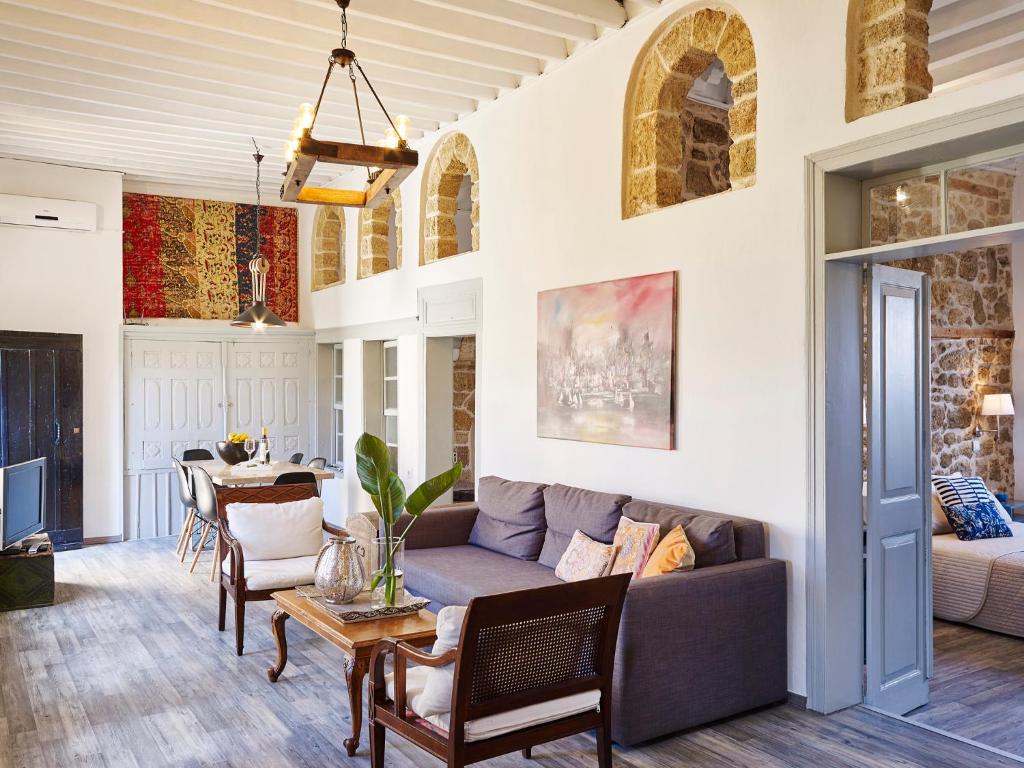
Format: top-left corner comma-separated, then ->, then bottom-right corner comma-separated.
260,426 -> 271,465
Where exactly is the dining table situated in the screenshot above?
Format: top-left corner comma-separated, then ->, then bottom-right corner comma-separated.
180,459 -> 335,487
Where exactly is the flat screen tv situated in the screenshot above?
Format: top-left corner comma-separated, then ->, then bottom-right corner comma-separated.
1,457 -> 46,550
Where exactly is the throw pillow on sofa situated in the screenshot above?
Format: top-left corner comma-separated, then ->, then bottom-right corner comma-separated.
469,476 -> 549,560
943,501 -> 1013,542
610,516 -> 660,578
226,498 -> 324,560
619,500 -> 737,568
641,526 -> 695,577
554,530 -> 619,582
538,484 -> 631,569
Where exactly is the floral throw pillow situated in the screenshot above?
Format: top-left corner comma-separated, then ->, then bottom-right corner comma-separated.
610,516 -> 661,578
554,530 -> 619,582
944,501 -> 1013,542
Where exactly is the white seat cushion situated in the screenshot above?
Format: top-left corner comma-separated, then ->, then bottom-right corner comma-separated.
226,498 -> 324,561
226,555 -> 318,591
385,668 -> 599,742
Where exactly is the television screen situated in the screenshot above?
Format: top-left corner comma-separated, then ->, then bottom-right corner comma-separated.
2,457 -> 46,549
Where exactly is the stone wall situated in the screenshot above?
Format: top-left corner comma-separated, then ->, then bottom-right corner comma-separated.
453,336 -> 476,494
846,0 -> 933,122
681,101 -> 732,202
623,7 -> 756,218
421,132 -> 479,264
872,167 -> 1016,493
358,189 -> 402,279
312,206 -> 344,290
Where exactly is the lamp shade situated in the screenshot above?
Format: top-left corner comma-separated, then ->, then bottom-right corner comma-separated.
230,301 -> 286,329
981,393 -> 1015,417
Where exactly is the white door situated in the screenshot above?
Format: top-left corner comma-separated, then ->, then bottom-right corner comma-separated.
226,342 -> 311,462
124,339 -> 224,538
865,265 -> 931,714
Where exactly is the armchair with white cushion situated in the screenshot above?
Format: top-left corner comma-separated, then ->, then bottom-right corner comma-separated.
368,573 -> 631,768
213,482 -> 346,656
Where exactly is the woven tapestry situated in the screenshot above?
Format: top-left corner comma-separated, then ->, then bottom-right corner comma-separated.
122,193 -> 298,321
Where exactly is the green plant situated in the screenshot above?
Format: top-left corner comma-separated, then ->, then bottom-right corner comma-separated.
355,432 -> 463,605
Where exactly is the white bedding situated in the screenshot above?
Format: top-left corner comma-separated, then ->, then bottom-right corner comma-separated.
932,521 -> 1024,622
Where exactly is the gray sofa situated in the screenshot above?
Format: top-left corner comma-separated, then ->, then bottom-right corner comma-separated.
397,476 -> 788,746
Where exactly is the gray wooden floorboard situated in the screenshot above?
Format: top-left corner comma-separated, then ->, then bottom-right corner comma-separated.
0,538 -> 1019,767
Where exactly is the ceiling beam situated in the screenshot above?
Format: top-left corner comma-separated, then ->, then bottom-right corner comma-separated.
502,0 -> 625,29
930,12 -> 1024,67
930,0 -> 1024,41
411,0 -> 597,42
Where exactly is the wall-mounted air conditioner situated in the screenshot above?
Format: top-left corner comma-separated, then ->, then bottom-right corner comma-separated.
0,194 -> 98,232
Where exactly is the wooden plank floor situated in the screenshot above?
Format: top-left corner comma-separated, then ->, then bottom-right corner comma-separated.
0,538 -> 1019,768
908,619 -> 1024,755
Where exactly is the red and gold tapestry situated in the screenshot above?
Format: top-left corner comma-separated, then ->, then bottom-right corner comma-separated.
122,193 -> 298,322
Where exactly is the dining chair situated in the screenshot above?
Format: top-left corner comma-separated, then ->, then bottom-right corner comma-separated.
288,452 -> 304,464
216,484 -> 344,655
189,466 -> 222,581
182,448 -> 214,461
273,471 -> 319,489
307,457 -> 328,469
369,573 -> 632,768
172,458 -> 199,563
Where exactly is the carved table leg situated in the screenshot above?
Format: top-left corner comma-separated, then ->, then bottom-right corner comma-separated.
343,655 -> 369,757
267,609 -> 290,682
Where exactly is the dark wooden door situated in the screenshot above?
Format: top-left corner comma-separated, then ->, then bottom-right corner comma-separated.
0,332 -> 84,550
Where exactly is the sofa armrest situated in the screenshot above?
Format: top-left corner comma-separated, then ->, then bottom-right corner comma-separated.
611,558 -> 788,745
395,503 -> 479,550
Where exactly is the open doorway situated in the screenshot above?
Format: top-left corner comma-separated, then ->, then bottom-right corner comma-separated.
423,335 -> 476,504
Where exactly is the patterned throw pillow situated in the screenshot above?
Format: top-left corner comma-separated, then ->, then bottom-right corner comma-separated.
932,475 -> 1013,526
610,516 -> 661,578
554,530 -> 619,582
943,501 -> 1013,542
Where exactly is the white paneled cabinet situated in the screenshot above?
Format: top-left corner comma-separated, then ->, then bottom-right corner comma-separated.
123,329 -> 315,540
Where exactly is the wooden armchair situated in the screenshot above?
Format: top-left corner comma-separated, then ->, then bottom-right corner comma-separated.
215,483 -> 345,656
369,573 -> 631,768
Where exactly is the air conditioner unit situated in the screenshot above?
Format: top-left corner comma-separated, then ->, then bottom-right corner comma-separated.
0,194 -> 98,232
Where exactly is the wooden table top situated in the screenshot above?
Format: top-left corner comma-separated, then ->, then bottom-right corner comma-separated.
181,459 -> 335,486
271,589 -> 437,656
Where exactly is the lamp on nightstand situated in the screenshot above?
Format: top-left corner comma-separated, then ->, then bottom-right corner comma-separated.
975,393 -> 1014,441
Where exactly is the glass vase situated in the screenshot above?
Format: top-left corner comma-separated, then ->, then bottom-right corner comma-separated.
372,536 -> 405,608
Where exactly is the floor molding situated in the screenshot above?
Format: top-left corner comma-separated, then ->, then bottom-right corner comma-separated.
83,535 -> 122,546
863,705 -> 1024,765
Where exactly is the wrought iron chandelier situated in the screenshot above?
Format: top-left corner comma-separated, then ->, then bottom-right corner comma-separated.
232,140 -> 286,330
280,0 -> 418,208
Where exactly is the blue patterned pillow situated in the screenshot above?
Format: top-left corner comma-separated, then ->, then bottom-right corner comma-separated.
944,501 -> 1013,541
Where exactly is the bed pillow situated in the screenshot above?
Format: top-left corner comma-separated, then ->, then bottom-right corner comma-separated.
930,473 -> 961,535
943,501 -> 1013,542
932,475 -> 1012,527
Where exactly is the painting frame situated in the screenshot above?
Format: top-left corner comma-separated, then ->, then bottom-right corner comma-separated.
537,271 -> 677,450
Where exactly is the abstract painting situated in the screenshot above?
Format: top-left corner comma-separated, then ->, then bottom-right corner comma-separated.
537,272 -> 676,449
122,193 -> 298,322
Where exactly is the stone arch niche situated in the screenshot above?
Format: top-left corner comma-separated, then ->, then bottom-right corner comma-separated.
312,206 -> 344,290
623,6 -> 757,219
357,190 -> 402,279
420,132 -> 479,264
846,0 -> 933,122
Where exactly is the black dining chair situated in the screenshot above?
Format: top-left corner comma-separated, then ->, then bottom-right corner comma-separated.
189,466 -> 221,582
182,448 -> 214,461
307,457 -> 328,470
288,452 -> 304,464
172,458 -> 200,563
273,472 -> 319,492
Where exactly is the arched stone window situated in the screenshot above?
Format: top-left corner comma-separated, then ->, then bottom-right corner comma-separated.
623,7 -> 757,219
420,132 -> 479,264
357,190 -> 402,279
846,0 -> 933,122
312,206 -> 344,290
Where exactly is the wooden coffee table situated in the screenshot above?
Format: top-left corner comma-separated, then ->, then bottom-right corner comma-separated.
268,589 -> 437,757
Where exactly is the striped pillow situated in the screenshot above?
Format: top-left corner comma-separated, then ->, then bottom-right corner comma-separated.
931,476 -> 1012,526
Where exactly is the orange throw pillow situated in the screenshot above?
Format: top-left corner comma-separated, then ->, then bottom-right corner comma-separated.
641,526 -> 695,577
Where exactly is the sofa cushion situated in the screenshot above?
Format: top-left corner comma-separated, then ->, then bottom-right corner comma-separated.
468,476 -> 548,560
621,500 -> 738,567
538,485 -> 631,569
404,545 -> 561,608
226,498 -> 324,561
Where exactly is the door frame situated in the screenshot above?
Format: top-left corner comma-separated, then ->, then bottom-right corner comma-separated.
806,95 -> 1024,712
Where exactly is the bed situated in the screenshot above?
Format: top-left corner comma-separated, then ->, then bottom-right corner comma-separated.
932,521 -> 1024,637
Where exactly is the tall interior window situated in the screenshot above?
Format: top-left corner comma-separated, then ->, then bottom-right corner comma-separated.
333,343 -> 344,471
383,340 -> 398,471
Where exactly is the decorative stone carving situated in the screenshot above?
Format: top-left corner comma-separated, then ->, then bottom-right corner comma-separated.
420,132 -> 479,264
623,6 -> 757,219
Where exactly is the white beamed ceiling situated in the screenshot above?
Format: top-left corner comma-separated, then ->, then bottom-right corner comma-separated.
0,0 -> 655,193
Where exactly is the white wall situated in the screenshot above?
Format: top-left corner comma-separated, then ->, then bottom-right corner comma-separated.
0,158 -> 124,539
300,0 -> 1024,695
